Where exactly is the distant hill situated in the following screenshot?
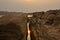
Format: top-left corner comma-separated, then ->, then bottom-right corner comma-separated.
0,11 -> 25,15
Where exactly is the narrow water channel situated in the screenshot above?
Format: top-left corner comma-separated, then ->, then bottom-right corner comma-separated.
27,23 -> 31,40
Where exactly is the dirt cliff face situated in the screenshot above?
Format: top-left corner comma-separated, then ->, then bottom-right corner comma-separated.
0,14 -> 27,40
29,10 -> 60,40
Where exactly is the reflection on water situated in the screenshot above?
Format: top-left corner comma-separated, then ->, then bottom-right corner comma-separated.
27,15 -> 33,40
27,23 -> 31,40
27,30 -> 31,40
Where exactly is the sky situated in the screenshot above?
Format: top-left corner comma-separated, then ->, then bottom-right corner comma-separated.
0,0 -> 60,13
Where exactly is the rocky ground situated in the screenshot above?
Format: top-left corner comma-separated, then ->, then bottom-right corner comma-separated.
29,10 -> 60,40
0,9 -> 60,40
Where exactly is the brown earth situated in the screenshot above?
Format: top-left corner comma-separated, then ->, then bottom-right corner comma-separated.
0,9 -> 60,40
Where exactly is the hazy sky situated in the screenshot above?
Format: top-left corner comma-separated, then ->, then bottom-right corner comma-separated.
0,0 -> 60,13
